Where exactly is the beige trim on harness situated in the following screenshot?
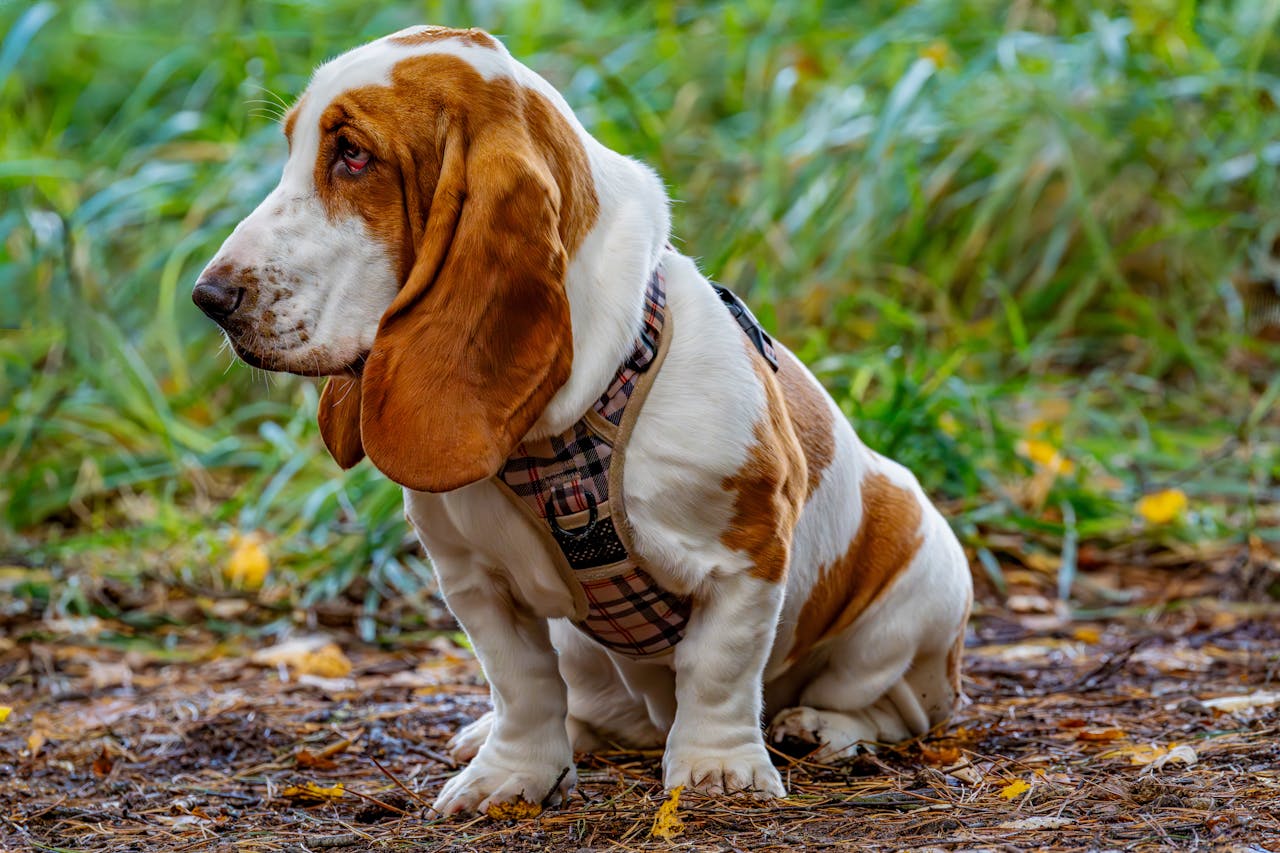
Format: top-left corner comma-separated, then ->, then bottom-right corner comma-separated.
487,274 -> 675,625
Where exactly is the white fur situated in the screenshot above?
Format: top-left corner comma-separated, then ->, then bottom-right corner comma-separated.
207,28 -> 972,814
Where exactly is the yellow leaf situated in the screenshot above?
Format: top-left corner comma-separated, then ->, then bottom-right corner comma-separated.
937,412 -> 960,437
225,532 -> 269,590
650,785 -> 685,840
282,781 -> 344,803
1016,439 -> 1074,475
486,798 -> 543,820
999,779 -> 1031,800
1099,743 -> 1170,766
1136,489 -> 1188,525
1071,626 -> 1102,644
919,40 -> 954,68
252,637 -> 353,679
0,705 -> 10,723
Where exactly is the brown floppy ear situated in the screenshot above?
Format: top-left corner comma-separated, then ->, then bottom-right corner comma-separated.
318,375 -> 365,469
354,115 -> 574,493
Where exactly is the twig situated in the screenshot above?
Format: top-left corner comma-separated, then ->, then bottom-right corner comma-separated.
369,754 -> 431,811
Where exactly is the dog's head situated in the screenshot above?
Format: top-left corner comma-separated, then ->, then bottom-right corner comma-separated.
194,27 -> 607,492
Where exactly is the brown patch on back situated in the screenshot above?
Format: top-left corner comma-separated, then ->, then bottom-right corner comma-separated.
720,349 -> 807,583
787,472 -> 924,662
389,26 -> 498,49
777,348 -> 836,501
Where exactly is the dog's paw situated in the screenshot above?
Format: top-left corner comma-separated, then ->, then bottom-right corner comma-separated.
432,757 -> 576,817
768,706 -> 876,763
447,711 -> 493,763
663,743 -> 785,799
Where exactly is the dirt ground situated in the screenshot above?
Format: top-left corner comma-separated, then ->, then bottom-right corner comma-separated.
2,557 -> 1279,852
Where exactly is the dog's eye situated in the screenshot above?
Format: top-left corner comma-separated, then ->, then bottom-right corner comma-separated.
338,140 -> 370,175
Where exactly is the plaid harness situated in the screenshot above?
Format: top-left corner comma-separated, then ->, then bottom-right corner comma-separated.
495,265 -> 688,658
493,260 -> 779,659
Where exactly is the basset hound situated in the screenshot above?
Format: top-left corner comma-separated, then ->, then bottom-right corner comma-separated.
193,26 -> 973,815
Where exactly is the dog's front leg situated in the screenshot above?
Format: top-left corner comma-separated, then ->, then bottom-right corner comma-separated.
663,571 -> 786,798
432,573 -> 575,816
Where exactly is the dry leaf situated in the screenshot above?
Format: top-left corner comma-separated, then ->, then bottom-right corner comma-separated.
920,744 -> 961,766
91,747 -> 114,778
281,781 -> 344,803
251,637 -> 352,679
999,816 -> 1073,830
1099,742 -> 1171,765
27,730 -> 45,758
225,532 -> 270,590
486,798 -> 542,820
0,705 -> 10,723
1144,744 -> 1198,773
1071,626 -> 1102,644
1077,728 -> 1127,742
1136,489 -> 1188,525
650,785 -> 685,840
296,748 -> 338,771
999,779 -> 1031,800
1200,690 -> 1280,714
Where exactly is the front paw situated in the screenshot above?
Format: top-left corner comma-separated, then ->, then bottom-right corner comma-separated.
663,743 -> 785,799
433,756 -> 576,817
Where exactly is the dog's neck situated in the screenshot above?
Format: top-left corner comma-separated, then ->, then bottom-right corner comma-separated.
523,130 -> 671,441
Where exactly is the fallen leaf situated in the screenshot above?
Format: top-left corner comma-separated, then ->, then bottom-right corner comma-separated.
1144,744 -> 1198,774
486,798 -> 542,820
251,637 -> 352,679
92,747 -> 114,777
0,706 -> 10,723
1077,728 -> 1127,742
999,779 -> 1031,800
1099,742 -> 1171,765
281,781 -> 344,803
1200,690 -> 1280,714
1071,626 -> 1102,644
920,744 -> 961,766
296,748 -> 337,771
999,816 -> 1073,830
1136,489 -> 1188,525
225,532 -> 270,590
651,785 -> 685,840
27,730 -> 45,758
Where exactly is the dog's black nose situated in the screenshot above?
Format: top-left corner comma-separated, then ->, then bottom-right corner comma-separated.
192,277 -> 245,320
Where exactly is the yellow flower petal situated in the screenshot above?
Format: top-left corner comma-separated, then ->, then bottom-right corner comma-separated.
224,532 -> 270,590
1136,489 -> 1188,525
1016,439 -> 1075,475
651,785 -> 685,839
999,779 -> 1031,800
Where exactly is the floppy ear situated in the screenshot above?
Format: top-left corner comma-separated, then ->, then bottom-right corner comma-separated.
321,117 -> 574,493
318,374 -> 365,469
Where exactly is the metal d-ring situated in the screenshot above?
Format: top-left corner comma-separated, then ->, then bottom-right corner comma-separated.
545,492 -> 598,540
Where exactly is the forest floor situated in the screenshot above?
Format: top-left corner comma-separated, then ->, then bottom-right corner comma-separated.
2,554 -> 1279,853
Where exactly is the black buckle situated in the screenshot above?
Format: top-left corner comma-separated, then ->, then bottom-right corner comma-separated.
711,284 -> 779,372
545,492 -> 599,540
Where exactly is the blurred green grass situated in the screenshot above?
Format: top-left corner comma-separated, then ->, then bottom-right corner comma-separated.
2,0 -> 1278,632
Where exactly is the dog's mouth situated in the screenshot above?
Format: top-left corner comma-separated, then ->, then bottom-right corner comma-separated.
230,338 -> 367,378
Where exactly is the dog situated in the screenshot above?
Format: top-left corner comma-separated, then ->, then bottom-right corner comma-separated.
193,26 -> 972,815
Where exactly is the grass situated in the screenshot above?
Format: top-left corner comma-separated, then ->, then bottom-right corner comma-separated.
2,0 -> 1278,632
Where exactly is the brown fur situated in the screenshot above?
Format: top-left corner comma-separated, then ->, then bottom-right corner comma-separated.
720,350 -> 807,584
787,472 -> 923,662
777,348 -> 836,500
306,52 -> 600,492
389,26 -> 498,49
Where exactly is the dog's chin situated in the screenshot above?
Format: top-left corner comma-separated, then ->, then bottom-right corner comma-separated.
232,341 -> 366,378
